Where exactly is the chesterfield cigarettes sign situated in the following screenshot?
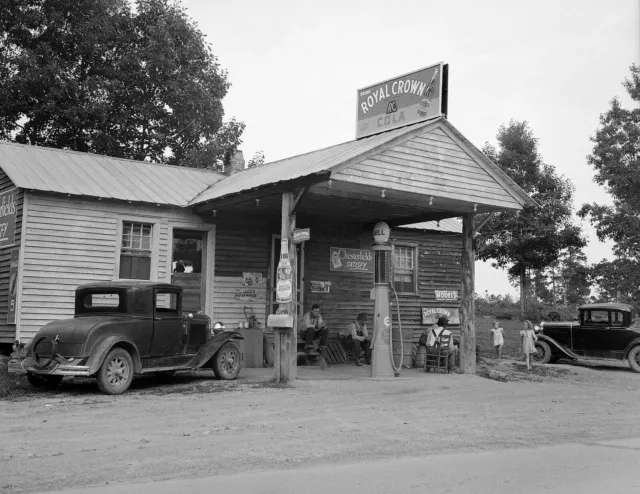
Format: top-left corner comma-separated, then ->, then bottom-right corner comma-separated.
356,62 -> 448,139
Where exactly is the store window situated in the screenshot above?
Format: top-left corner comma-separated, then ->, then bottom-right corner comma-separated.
119,221 -> 152,279
393,244 -> 417,294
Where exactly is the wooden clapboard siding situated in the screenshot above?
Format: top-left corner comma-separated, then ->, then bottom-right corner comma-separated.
303,227 -> 374,339
18,193 -> 208,342
212,276 -> 267,329
301,225 -> 462,367
213,226 -> 270,326
0,170 -> 22,343
333,126 -> 521,209
214,227 -> 270,277
392,229 -> 463,355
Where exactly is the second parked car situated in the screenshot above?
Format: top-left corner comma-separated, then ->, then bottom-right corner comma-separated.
534,302 -> 640,372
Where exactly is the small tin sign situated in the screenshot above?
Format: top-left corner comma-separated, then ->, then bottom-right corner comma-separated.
435,290 -> 458,301
421,307 -> 460,325
310,281 -> 331,293
292,228 -> 310,243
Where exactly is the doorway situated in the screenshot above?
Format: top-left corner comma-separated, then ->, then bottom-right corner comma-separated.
269,235 -> 304,317
171,230 -> 205,313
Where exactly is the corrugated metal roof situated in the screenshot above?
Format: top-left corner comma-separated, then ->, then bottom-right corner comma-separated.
0,142 -> 224,206
189,119 -> 438,205
400,218 -> 462,233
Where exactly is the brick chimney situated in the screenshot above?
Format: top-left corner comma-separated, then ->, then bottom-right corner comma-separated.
226,149 -> 245,174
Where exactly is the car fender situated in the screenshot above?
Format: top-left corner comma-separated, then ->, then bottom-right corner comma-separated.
86,335 -> 143,375
623,337 -> 640,359
188,331 -> 244,369
537,335 -> 578,360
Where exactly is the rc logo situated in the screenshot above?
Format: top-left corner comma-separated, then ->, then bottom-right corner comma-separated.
386,101 -> 397,114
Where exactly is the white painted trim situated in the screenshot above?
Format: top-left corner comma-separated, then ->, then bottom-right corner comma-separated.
15,190 -> 29,342
205,225 -> 216,320
114,213 -> 161,282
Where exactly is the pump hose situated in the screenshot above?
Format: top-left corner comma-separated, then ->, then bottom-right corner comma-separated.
389,283 -> 403,374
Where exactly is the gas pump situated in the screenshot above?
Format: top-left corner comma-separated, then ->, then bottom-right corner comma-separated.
370,222 -> 402,378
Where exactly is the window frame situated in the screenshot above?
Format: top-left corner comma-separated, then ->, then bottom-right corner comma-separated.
392,243 -> 419,295
114,216 -> 159,281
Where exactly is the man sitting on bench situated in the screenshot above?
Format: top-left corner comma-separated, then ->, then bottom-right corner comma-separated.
300,304 -> 328,353
343,312 -> 371,366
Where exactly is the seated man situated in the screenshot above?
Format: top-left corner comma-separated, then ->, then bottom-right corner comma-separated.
342,312 -> 371,366
425,315 -> 455,366
299,304 -> 328,353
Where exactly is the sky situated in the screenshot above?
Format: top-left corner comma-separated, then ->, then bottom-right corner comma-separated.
183,0 -> 639,297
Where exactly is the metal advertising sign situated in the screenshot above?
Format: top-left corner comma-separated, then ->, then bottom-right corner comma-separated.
310,281 -> 331,293
356,62 -> 448,139
7,249 -> 18,324
434,290 -> 458,301
0,188 -> 17,249
292,228 -> 310,243
421,307 -> 460,325
330,247 -> 374,273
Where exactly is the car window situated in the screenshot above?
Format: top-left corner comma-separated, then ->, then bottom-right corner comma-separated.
77,290 -> 126,314
611,311 -> 625,327
585,310 -> 609,325
155,291 -> 180,315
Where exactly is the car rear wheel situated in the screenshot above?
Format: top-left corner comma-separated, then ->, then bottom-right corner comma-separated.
212,342 -> 242,380
627,346 -> 640,373
26,373 -> 63,389
97,348 -> 134,395
533,341 -> 552,364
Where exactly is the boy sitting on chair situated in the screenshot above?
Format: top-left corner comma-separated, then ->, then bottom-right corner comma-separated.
299,304 -> 328,353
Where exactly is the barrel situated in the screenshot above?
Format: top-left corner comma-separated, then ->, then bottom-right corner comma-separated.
392,337 -> 414,368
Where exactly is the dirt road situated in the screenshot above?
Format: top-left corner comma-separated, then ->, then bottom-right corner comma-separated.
2,360 -> 640,493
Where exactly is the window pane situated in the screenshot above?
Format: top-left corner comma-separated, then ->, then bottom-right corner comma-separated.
156,291 -> 179,314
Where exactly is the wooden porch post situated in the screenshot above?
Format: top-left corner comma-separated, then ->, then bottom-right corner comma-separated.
274,192 -> 297,382
460,214 -> 476,374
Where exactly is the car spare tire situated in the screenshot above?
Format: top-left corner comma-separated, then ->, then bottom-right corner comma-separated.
627,346 -> 640,373
533,340 -> 552,365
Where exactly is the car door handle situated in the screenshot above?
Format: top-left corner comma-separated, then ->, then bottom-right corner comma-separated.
155,317 -> 162,321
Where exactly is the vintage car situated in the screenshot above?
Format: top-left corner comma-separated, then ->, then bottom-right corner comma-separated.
9,281 -> 243,394
534,302 -> 640,372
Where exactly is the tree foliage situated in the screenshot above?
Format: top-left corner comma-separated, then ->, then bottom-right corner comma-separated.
246,151 -> 265,169
0,0 -> 243,169
579,64 -> 640,304
477,121 -> 586,312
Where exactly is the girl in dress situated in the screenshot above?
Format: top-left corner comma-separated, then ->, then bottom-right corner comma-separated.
520,320 -> 538,370
489,321 -> 505,359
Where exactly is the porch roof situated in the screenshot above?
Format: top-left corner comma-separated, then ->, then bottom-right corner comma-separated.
189,118 -> 534,212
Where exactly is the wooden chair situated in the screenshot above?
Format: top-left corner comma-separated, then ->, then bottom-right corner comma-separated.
425,333 -> 452,373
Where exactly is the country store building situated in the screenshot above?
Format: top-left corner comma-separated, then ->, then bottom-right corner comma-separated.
0,116 -> 533,368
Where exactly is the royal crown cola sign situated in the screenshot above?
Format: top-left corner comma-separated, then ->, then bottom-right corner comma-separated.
356,62 -> 448,139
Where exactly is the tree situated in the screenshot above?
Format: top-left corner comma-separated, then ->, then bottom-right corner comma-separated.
0,0 -> 243,169
579,64 -> 640,305
246,151 -> 265,169
478,120 -> 586,317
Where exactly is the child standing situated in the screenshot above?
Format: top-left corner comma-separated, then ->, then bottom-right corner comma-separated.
520,320 -> 538,370
489,321 -> 505,359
